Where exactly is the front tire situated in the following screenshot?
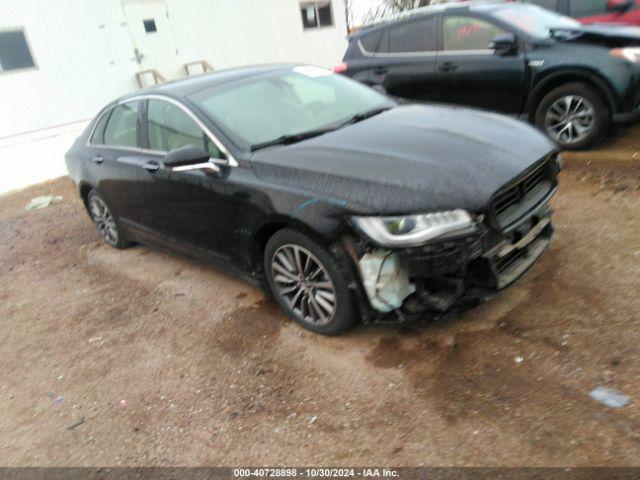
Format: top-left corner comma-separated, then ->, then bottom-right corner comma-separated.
263,228 -> 357,335
535,82 -> 610,150
87,190 -> 130,249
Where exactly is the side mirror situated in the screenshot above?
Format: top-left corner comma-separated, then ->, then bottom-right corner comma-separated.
490,33 -> 517,56
607,0 -> 635,13
163,145 -> 220,173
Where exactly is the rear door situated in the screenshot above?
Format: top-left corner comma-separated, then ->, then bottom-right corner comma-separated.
86,100 -> 145,221
436,14 -> 527,114
372,16 -> 441,101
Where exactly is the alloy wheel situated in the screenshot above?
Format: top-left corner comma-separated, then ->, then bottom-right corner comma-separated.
89,196 -> 119,246
544,95 -> 595,145
271,244 -> 337,325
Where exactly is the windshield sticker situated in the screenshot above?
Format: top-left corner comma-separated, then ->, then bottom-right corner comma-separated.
293,66 -> 332,78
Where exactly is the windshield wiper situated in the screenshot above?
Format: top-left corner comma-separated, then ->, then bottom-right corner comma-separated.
340,106 -> 393,127
250,128 -> 335,151
250,105 -> 393,151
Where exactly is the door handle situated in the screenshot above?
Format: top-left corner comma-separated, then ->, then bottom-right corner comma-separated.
373,66 -> 389,75
142,161 -> 160,173
439,62 -> 458,72
92,155 -> 104,164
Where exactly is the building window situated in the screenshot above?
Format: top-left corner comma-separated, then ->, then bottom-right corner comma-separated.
300,1 -> 333,29
143,19 -> 157,33
0,29 -> 36,73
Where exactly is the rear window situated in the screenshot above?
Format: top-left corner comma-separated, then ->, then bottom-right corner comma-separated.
388,17 -> 437,53
359,31 -> 381,53
89,108 -> 113,145
103,101 -> 139,148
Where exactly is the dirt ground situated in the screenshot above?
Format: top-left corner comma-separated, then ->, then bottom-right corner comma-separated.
1,125 -> 640,467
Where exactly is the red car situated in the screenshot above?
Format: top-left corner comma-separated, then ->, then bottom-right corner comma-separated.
522,0 -> 640,25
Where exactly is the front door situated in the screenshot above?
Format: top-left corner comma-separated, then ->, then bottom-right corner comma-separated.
436,14 -> 527,114
86,100 -> 147,221
375,16 -> 441,102
133,98 -> 245,266
123,1 -> 181,81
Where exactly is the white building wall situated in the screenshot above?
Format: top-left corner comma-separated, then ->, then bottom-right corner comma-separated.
0,0 -> 348,137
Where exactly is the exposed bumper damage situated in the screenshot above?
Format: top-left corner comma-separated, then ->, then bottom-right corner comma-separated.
349,156 -> 559,324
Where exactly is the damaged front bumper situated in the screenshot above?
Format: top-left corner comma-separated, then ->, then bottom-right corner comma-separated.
349,202 -> 555,324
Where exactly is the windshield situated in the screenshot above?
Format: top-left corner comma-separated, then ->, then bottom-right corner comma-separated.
189,66 -> 393,150
492,4 -> 581,38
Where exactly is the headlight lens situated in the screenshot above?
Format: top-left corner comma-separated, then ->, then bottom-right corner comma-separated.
352,210 -> 475,247
611,47 -> 640,63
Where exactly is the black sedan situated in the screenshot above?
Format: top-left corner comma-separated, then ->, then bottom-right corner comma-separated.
339,2 -> 640,150
66,64 -> 560,335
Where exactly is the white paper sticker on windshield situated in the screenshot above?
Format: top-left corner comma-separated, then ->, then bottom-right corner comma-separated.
292,66 -> 332,78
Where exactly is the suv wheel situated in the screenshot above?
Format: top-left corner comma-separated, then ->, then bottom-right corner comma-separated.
263,228 -> 357,335
87,190 -> 130,249
535,82 -> 610,150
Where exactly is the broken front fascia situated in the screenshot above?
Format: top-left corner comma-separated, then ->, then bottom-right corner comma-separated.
357,250 -> 416,312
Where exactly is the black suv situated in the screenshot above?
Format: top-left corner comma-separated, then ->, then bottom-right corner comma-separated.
338,2 -> 640,149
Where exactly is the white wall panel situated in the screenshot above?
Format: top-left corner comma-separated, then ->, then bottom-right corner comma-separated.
0,0 -> 348,137
0,0 -> 138,136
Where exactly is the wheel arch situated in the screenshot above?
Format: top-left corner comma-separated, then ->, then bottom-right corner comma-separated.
79,182 -> 94,215
527,69 -> 616,117
250,217 -> 333,275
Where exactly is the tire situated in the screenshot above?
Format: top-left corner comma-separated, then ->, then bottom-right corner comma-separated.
534,82 -> 610,151
263,228 -> 358,335
87,189 -> 131,249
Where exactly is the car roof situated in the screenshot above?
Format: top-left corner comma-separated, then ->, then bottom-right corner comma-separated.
351,0 -> 509,39
119,63 -> 300,101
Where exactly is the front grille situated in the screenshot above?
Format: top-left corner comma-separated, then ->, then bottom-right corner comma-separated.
491,158 -> 554,229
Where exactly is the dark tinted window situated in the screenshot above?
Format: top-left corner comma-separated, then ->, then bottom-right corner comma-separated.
443,16 -> 506,51
389,17 -> 437,53
301,5 -> 318,28
359,31 -> 381,53
0,30 -> 36,72
103,102 -> 139,148
318,3 -> 333,26
143,19 -> 157,33
301,1 -> 333,29
525,0 -> 559,10
568,0 -> 608,17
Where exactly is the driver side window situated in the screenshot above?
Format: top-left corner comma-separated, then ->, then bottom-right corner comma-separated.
147,99 -> 222,158
443,16 -> 507,51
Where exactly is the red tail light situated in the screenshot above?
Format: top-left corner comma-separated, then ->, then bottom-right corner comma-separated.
332,62 -> 348,73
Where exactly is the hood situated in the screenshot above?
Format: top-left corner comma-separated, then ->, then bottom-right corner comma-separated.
250,104 -> 556,215
552,24 -> 640,46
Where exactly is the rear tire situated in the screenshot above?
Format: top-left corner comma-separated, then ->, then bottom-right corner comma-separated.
263,228 -> 357,335
534,82 -> 610,151
87,190 -> 131,249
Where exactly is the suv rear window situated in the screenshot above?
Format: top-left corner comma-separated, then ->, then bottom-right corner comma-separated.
388,17 -> 437,53
358,31 -> 381,53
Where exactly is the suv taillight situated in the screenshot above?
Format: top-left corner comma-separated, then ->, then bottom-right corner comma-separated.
332,62 -> 348,73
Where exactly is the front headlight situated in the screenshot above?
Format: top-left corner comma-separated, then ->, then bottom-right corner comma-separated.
352,210 -> 476,247
611,47 -> 640,63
